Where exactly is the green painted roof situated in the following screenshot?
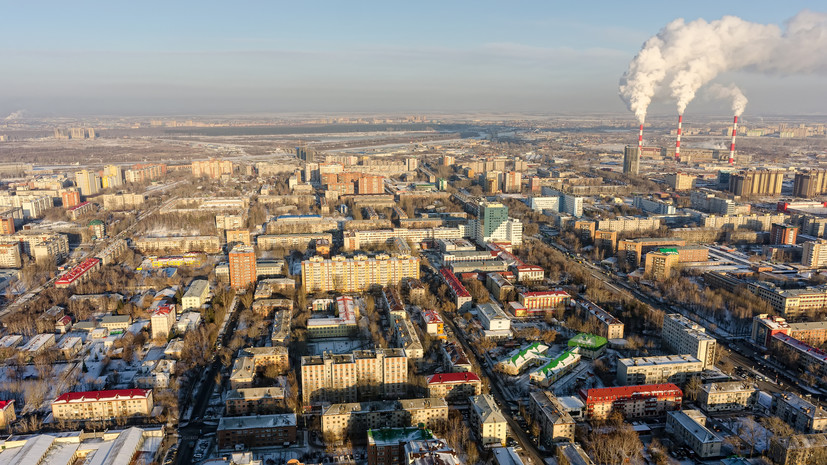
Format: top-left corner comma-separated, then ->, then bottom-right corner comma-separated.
510,341 -> 546,364
567,333 -> 608,350
535,349 -> 580,375
89,219 -> 104,225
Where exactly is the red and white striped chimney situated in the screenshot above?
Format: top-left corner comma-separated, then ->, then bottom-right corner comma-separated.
674,115 -> 683,161
638,124 -> 644,149
729,116 -> 738,165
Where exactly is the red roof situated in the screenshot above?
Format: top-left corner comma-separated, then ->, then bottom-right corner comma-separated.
0,400 -> 13,410
427,372 -> 481,385
55,258 -> 100,285
581,383 -> 682,402
68,201 -> 91,211
521,291 -> 570,298
439,268 -> 471,298
57,315 -> 73,325
53,389 -> 150,403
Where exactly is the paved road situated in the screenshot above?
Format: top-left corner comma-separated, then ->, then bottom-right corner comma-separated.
173,296 -> 241,465
442,313 -> 544,464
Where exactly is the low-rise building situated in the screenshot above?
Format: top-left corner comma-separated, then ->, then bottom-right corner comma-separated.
100,315 -> 132,334
580,384 -> 682,420
617,354 -> 703,386
477,302 -> 511,337
529,348 -> 581,387
230,357 -> 256,389
182,279 -> 209,310
769,433 -> 827,465
497,342 -> 549,375
698,381 -> 757,413
225,387 -> 285,416
772,392 -> 827,433
441,341 -> 472,373
578,299 -> 624,340
666,409 -> 723,458
469,394 -> 508,447
426,372 -> 482,401
51,389 -> 154,421
321,398 -> 448,441
528,391 -> 575,446
566,333 -> 608,359
217,414 -> 297,449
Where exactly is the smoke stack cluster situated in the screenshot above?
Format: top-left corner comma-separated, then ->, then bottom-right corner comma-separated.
675,115 -> 683,161
729,116 -> 738,165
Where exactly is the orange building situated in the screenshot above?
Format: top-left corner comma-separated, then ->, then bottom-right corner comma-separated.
357,175 -> 385,195
62,190 -> 81,208
0,217 -> 14,235
229,245 -> 257,290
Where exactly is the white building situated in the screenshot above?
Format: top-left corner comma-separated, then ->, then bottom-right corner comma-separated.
662,314 -> 717,369
666,409 -> 723,458
182,279 -> 210,310
617,354 -> 703,385
470,394 -> 508,447
476,303 -> 511,337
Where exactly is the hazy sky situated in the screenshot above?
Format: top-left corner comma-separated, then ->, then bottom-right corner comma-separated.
1,1 -> 825,117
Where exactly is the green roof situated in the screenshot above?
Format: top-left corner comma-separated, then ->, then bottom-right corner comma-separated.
367,427 -> 434,446
658,248 -> 678,254
89,219 -> 104,225
567,333 -> 608,350
536,348 -> 580,375
510,341 -> 546,364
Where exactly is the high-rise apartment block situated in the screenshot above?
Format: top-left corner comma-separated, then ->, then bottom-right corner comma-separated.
623,146 -> 640,175
503,171 -> 522,193
301,349 -> 408,404
473,201 -> 522,245
74,170 -> 100,197
770,223 -> 799,245
665,172 -> 696,191
357,175 -> 385,195
101,165 -> 123,189
802,240 -> 827,268
61,189 -> 81,208
728,170 -> 784,197
793,169 -> 827,198
662,314 -> 717,369
229,245 -> 257,290
192,159 -> 233,179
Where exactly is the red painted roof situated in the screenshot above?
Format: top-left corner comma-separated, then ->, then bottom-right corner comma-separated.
427,372 -> 481,384
516,265 -> 543,271
521,291 -> 570,297
68,201 -> 91,211
55,258 -> 100,285
53,389 -> 150,403
0,400 -> 13,409
57,315 -> 73,325
439,268 -> 471,298
581,383 -> 682,402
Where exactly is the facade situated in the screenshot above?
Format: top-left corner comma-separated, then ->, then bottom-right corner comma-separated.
440,268 -> 472,311
662,314 -> 717,369
473,201 -> 522,245
528,391 -> 575,447
133,235 -> 221,254
617,355 -> 703,385
302,254 -> 420,293
729,170 -> 784,197
580,384 -> 683,420
0,243 -> 21,268
772,392 -> 827,433
476,302 -> 511,336
666,409 -> 723,458
622,146 -> 640,175
150,305 -> 175,340
529,348 -> 581,387
367,428 -> 457,465
802,240 -> 827,268
748,282 -> 827,317
229,245 -> 257,290
469,394 -> 508,447
644,250 -> 679,280
665,172 -> 696,191
217,414 -> 297,449
698,381 -> 757,413
74,170 -> 100,197
301,349 -> 408,404
771,223 -> 799,245
321,398 -> 448,441
192,158 -> 233,179
61,189 -> 81,208
51,389 -> 153,420
518,291 -> 570,311
55,257 -> 100,288
225,387 -> 285,416
793,169 -> 827,198
426,372 -> 482,401
182,279 -> 210,310
578,299 -> 624,339
617,237 -> 687,265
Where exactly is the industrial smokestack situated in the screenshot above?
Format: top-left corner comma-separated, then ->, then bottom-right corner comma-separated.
638,124 -> 644,149
729,115 -> 738,165
675,115 -> 683,161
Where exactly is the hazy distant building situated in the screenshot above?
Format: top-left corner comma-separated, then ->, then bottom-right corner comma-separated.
729,170 -> 784,197
794,169 -> 827,198
623,146 -> 640,176
665,173 -> 696,191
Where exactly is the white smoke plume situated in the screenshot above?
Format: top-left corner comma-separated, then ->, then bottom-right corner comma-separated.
3,110 -> 24,121
706,83 -> 748,116
619,10 -> 827,119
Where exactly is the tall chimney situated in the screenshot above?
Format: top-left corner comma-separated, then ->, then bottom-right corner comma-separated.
729,116 -> 738,165
675,115 -> 683,161
638,124 -> 644,149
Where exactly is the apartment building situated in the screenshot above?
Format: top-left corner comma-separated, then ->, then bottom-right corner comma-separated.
441,341 -> 472,373
182,279 -> 210,310
644,250 -> 679,280
617,237 -> 687,265
440,268 -> 472,311
192,158 -> 233,179
469,394 -> 508,447
229,245 -> 256,290
0,243 -> 21,268
133,235 -> 221,254
150,305 -> 175,340
51,389 -> 154,420
301,254 -> 420,293
617,355 -> 703,385
321,398 -> 448,440
239,346 -> 290,373
367,428 -> 456,465
528,391 -> 575,446
258,233 -> 334,251
518,291 -> 570,310
580,384 -> 683,420
662,314 -> 717,369
596,216 -> 662,234
426,372 -> 482,401
230,357 -> 255,389
217,414 -> 297,449
225,387 -> 285,416
307,296 -> 358,339
802,239 -> 827,268
698,381 -> 757,413
578,299 -> 624,339
728,170 -> 784,197
772,392 -> 827,433
701,213 -> 788,231
748,282 -> 827,317
666,173 -> 696,191
342,227 -> 464,251
666,409 -> 723,458
301,349 -> 408,404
